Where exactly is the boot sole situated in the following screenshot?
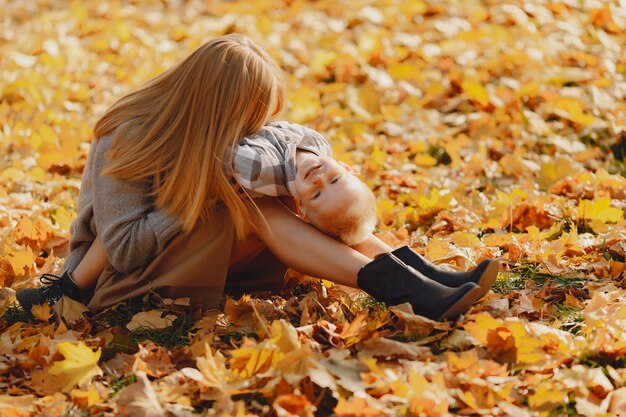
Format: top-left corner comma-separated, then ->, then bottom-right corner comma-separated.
475,260 -> 501,299
438,260 -> 500,321
437,284 -> 484,321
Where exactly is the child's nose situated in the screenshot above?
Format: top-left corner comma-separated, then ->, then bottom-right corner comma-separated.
311,174 -> 325,185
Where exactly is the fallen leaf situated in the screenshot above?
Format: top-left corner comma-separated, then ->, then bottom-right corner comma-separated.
51,296 -> 89,324
126,310 -> 177,331
48,341 -> 102,392
116,371 -> 164,417
31,303 -> 52,321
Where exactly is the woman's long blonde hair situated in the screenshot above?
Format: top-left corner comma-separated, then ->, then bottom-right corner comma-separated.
93,35 -> 285,239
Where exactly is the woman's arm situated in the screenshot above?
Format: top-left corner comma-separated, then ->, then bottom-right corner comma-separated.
90,132 -> 182,273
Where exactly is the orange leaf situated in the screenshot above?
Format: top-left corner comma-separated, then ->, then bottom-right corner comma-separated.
7,247 -> 35,276
334,397 -> 387,417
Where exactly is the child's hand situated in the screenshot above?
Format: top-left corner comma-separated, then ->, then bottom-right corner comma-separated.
338,161 -> 360,176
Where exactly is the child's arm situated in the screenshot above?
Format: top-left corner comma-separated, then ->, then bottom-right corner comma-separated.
70,236 -> 109,289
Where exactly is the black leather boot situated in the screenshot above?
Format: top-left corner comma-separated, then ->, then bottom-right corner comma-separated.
357,253 -> 483,321
16,271 -> 92,313
392,246 -> 499,299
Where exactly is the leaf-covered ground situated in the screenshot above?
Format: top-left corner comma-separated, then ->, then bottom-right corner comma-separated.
1,0 -> 626,416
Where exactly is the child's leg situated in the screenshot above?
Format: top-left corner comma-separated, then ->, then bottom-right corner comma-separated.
251,197 -> 371,287
71,236 -> 109,289
351,235 -> 393,259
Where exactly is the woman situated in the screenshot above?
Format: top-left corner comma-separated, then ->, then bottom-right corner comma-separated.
17,35 -> 496,321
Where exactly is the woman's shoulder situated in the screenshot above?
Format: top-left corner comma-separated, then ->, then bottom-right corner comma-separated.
95,120 -> 139,144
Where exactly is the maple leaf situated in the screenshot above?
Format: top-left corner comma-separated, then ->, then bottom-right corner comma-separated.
11,217 -> 55,250
577,197 -> 623,223
6,246 -> 35,277
31,303 -> 52,321
48,341 -> 102,392
51,295 -> 89,324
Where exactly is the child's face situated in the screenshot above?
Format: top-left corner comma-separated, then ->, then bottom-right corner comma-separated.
294,153 -> 366,234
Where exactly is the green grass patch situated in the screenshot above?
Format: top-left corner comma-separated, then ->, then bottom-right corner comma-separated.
507,263 -> 586,288
96,296 -> 196,358
109,374 -> 137,395
579,352 -> 626,369
491,271 -> 527,294
547,402 -> 583,417
552,303 -> 584,334
1,303 -> 33,327
352,294 -> 388,312
128,313 -> 194,349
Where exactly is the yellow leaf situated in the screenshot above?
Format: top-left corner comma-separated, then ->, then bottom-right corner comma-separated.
71,386 -> 101,408
369,144 -> 387,170
577,197 -> 623,223
550,97 -> 599,126
51,206 -> 76,232
31,303 -> 52,321
37,150 -> 67,170
197,344 -> 232,388
450,231 -> 482,248
114,21 -> 131,42
32,125 -> 57,151
415,188 -> 450,211
27,166 -> 46,181
463,313 -> 502,345
310,50 -> 337,75
528,384 -> 568,410
1,167 -> 24,181
537,158 -> 578,190
230,339 -> 279,378
413,153 -> 438,167
389,62 -> 417,81
48,342 -> 102,393
462,78 -> 489,106
446,349 -> 480,373
288,87 -> 321,124
400,0 -> 427,16
377,198 -> 398,227
269,319 -> 300,353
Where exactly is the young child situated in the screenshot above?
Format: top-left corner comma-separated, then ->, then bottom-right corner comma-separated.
232,121 -> 377,246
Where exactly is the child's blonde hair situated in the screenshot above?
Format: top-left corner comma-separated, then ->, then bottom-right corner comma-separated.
93,35 -> 285,240
329,185 -> 378,246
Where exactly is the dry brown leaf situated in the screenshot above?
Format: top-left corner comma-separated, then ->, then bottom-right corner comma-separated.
116,371 -> 164,417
